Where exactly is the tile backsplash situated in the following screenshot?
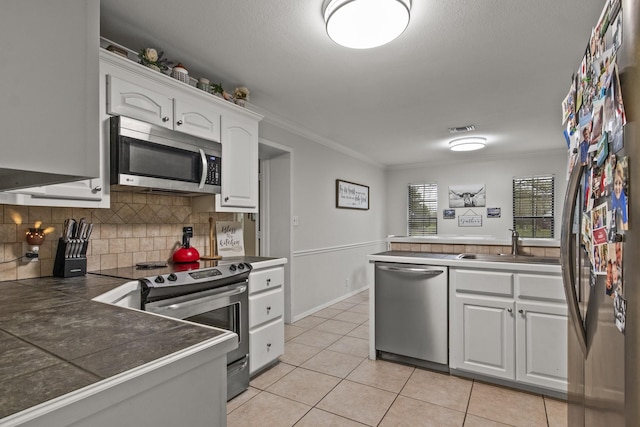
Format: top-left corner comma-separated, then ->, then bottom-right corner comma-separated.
0,191 -> 234,281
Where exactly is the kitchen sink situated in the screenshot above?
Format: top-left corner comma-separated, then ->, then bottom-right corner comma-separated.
456,253 -> 560,265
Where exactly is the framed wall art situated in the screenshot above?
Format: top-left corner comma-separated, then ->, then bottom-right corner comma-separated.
449,184 -> 486,208
336,179 -> 369,210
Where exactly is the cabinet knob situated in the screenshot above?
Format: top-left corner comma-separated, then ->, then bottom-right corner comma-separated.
266,278 -> 271,286
162,116 -> 169,122
93,186 -> 102,192
224,197 -> 229,202
266,306 -> 271,313
176,120 -> 183,126
518,309 -> 525,314
507,308 -> 513,313
266,343 -> 272,350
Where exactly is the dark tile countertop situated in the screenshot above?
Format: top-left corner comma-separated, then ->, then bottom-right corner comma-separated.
0,275 -> 226,420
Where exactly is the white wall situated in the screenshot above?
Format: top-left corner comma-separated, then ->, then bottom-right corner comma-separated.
259,121 -> 387,320
385,149 -> 569,240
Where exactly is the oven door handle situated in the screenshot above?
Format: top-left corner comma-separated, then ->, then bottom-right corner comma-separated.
198,148 -> 207,189
228,355 -> 249,376
151,284 -> 247,312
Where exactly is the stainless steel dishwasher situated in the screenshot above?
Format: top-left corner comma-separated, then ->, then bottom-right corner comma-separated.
375,262 -> 449,371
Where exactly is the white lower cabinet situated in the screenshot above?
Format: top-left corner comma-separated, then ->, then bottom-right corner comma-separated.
515,301 -> 568,390
450,268 -> 567,394
453,295 -> 515,380
248,265 -> 285,375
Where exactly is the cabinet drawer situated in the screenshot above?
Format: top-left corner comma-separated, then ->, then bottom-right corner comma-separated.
453,269 -> 514,297
250,319 -> 284,374
249,288 -> 283,328
517,274 -> 565,303
249,267 -> 284,294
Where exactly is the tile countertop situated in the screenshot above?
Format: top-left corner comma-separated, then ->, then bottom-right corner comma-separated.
369,251 -> 561,274
0,255 -> 286,421
388,235 -> 561,247
0,274 -> 229,421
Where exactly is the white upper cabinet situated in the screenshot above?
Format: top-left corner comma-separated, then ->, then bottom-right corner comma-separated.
0,0 -> 99,192
107,75 -> 173,128
173,98 -> 221,141
216,112 -> 259,211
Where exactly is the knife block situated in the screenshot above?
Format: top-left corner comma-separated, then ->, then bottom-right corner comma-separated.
53,238 -> 87,278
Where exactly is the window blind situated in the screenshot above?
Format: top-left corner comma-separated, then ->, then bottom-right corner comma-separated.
512,175 -> 554,238
408,183 -> 438,236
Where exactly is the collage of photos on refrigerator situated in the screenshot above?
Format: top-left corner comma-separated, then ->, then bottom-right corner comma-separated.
562,0 -> 628,333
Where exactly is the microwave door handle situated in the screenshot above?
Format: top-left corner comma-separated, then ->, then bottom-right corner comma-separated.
198,148 -> 207,189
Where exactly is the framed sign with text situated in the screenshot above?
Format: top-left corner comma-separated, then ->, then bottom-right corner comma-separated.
336,179 -> 369,210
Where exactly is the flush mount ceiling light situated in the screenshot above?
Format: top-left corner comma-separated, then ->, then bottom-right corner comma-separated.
323,0 -> 411,49
449,137 -> 487,152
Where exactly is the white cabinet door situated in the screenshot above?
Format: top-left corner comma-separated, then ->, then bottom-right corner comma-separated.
0,0 -> 99,191
217,113 -> 259,211
515,301 -> 568,391
107,75 -> 173,128
451,295 -> 515,380
7,179 -> 105,206
173,98 -> 221,141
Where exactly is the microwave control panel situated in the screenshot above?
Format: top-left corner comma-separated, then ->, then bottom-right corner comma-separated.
205,155 -> 221,186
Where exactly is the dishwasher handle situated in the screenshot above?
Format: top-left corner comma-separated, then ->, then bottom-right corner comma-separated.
376,265 -> 444,277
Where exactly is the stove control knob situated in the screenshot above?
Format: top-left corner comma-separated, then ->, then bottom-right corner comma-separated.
229,264 -> 237,271
237,263 -> 245,270
154,276 -> 164,283
168,273 -> 177,281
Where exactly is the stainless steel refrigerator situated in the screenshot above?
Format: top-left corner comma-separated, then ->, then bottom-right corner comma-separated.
561,1 -> 639,425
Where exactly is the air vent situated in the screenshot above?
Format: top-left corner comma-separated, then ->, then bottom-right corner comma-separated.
448,125 -> 476,134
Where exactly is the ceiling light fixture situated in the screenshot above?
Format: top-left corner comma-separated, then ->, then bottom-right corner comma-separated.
449,137 -> 487,152
323,0 -> 411,49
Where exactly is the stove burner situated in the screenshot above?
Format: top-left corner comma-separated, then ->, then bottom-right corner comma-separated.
136,261 -> 169,269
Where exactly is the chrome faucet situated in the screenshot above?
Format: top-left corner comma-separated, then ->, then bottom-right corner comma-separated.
509,229 -> 519,256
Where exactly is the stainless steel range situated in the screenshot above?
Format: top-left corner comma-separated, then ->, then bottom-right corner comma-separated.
93,260 -> 251,400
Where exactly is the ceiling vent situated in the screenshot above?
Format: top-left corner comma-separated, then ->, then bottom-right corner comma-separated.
448,125 -> 476,134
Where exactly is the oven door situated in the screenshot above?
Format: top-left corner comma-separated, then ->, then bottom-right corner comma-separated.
143,281 -> 249,363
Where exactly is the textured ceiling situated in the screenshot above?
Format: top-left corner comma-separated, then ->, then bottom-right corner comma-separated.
100,0 -> 604,167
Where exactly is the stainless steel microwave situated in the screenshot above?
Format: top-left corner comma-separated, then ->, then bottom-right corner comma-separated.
110,116 -> 221,195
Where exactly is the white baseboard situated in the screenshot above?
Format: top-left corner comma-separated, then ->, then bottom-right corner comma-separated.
290,285 -> 369,323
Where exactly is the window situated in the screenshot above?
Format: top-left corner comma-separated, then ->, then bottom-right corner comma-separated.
512,175 -> 554,238
408,183 -> 438,236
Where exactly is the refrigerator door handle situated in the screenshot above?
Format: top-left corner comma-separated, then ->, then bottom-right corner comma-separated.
561,162 -> 588,355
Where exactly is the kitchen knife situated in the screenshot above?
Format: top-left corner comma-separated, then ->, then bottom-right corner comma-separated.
64,219 -> 76,258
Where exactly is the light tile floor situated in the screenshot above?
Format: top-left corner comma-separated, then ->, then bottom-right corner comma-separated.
227,290 -> 568,427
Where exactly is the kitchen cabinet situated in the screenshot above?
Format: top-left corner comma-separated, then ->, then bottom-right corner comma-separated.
0,0 -> 100,193
104,49 -> 261,211
107,75 -> 221,142
450,268 -> 567,394
248,265 -> 285,375
452,295 -> 516,380
215,112 -> 259,212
